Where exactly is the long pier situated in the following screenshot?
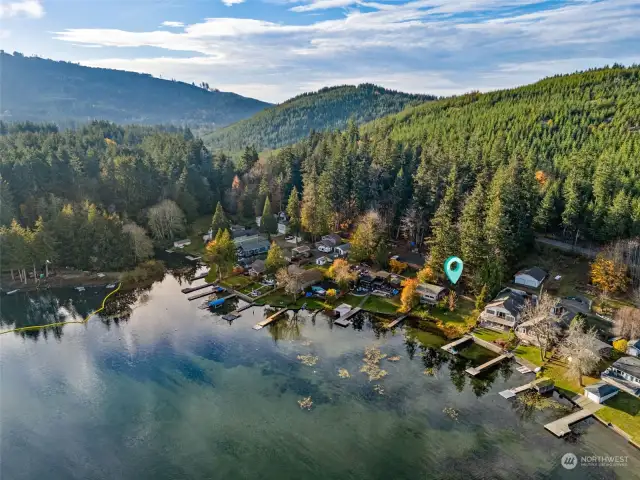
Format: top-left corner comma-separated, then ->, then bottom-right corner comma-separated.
466,353 -> 513,376
191,271 -> 210,281
223,302 -> 255,321
334,307 -> 362,327
544,394 -> 603,437
441,335 -> 473,353
387,313 -> 409,329
187,288 -> 222,301
499,380 -> 537,399
253,308 -> 288,330
181,282 -> 216,294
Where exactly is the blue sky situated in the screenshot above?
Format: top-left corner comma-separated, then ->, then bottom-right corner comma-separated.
2,0 -> 639,102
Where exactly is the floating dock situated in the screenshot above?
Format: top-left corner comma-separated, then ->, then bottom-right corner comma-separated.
253,308 -> 288,330
334,307 -> 362,327
544,394 -> 603,437
441,335 -> 473,354
465,353 -> 513,376
222,303 -> 255,321
181,282 -> 216,294
386,313 -> 409,329
187,287 -> 224,301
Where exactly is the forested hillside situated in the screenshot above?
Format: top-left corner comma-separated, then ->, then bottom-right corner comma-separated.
202,84 -> 434,152
0,51 -> 270,128
2,66 -> 639,298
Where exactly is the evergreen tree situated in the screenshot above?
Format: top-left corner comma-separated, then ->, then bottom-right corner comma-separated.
534,181 -> 560,232
285,186 -> 302,239
265,242 -> 287,274
0,176 -> 16,226
211,201 -> 229,235
606,191 -> 630,240
459,181 -> 486,274
261,197 -> 277,235
426,165 -> 459,279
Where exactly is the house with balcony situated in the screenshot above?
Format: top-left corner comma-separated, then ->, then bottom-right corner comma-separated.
416,283 -> 447,305
602,356 -> 640,398
479,288 -> 529,332
234,234 -> 270,259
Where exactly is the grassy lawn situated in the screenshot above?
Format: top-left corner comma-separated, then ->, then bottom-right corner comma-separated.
254,292 -> 291,307
426,298 -> 476,326
473,327 -> 510,343
362,295 -> 400,315
220,275 -> 252,289
541,357 -> 640,443
183,215 -> 211,255
341,293 -> 366,308
512,344 -> 547,366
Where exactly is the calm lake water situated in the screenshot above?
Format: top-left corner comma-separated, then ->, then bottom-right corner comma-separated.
2,271 -> 640,479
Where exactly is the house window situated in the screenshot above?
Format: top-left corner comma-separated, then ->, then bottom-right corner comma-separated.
496,311 -> 506,319
487,309 -> 496,315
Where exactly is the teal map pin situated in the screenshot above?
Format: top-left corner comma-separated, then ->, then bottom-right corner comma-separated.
444,256 -> 463,284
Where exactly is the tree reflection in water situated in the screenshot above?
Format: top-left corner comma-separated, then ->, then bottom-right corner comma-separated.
267,310 -> 306,343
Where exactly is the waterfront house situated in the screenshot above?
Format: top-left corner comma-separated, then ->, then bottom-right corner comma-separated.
479,288 -> 528,331
513,267 -> 547,288
603,356 -> 640,397
299,269 -> 323,290
584,382 -> 620,404
234,234 -> 270,259
173,239 -> 191,249
249,260 -> 266,277
292,245 -> 312,258
627,339 -> 640,357
335,243 -> 351,256
416,283 -> 447,305
515,304 -> 574,346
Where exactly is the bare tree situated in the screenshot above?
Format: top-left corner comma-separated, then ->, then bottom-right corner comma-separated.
123,223 -> 154,262
557,318 -> 603,386
147,200 -> 186,242
276,267 -> 303,303
613,306 -> 640,340
519,293 -> 559,361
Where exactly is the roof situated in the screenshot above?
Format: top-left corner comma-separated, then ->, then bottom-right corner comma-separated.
593,338 -> 613,353
375,270 -> 391,279
335,303 -> 352,316
300,268 -> 323,284
516,266 -> 547,282
288,264 -> 305,276
416,283 -> 446,296
232,228 -> 258,239
611,356 -> 640,378
585,381 -> 619,397
486,288 -> 527,317
234,234 -> 270,251
315,240 -> 332,248
322,233 -> 343,245
292,245 -> 311,253
628,339 -> 640,349
396,252 -> 425,267
250,260 -> 266,273
336,243 -> 351,251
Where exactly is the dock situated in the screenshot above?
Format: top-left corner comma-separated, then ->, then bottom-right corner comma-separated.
191,271 -> 210,281
181,282 -> 216,294
185,255 -> 201,261
334,307 -> 362,327
544,394 -> 603,437
441,335 -> 473,354
187,287 -> 224,301
253,308 -> 288,330
222,303 -> 255,322
499,380 -> 537,399
465,353 -> 513,376
386,313 -> 409,329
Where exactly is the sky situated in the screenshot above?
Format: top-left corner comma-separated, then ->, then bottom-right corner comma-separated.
1,0 -> 639,103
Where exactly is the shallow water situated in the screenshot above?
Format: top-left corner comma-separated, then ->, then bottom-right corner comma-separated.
1,273 -> 639,479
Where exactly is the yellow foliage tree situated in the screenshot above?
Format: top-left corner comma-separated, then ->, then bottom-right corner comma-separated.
326,288 -> 337,304
535,170 -> 548,186
590,254 -> 629,296
389,258 -> 408,274
613,339 -> 628,352
326,258 -> 356,290
399,278 -> 419,313
417,265 -> 436,283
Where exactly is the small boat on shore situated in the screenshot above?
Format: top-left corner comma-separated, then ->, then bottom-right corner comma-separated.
106,284 -> 116,289
75,286 -> 85,292
6,289 -> 19,295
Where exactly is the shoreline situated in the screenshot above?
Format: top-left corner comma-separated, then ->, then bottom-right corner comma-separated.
1,271 -> 122,294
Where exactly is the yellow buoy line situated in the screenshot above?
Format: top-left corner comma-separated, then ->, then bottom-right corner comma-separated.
0,283 -> 122,335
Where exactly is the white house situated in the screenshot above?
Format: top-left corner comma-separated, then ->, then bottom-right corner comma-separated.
335,243 -> 351,256
479,288 -> 529,331
627,339 -> 640,357
277,221 -> 288,235
316,240 -> 333,253
584,381 -> 619,404
514,267 -> 547,288
173,239 -> 192,249
603,356 -> 640,397
316,256 -> 331,266
415,283 -> 447,305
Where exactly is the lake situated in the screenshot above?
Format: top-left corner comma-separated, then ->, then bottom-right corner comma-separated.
1,272 -> 639,479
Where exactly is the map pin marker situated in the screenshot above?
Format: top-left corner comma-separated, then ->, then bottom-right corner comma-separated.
444,256 -> 464,284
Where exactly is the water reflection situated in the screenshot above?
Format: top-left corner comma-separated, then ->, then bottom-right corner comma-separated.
267,310 -> 306,342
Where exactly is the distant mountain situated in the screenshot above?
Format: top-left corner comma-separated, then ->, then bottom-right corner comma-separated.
0,52 -> 271,128
202,84 -> 435,152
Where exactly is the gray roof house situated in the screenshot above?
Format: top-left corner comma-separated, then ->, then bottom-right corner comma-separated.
514,267 -> 547,288
249,259 -> 266,276
479,288 -> 528,331
321,233 -> 343,247
584,381 -> 619,404
335,243 -> 351,256
234,234 -> 271,259
416,283 -> 447,305
603,356 -> 640,397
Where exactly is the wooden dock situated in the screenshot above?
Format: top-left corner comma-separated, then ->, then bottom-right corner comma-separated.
499,380 -> 537,399
181,282 -> 216,294
223,302 -> 255,321
465,353 -> 513,376
544,394 -> 603,437
253,308 -> 288,330
334,307 -> 362,327
187,289 -> 219,301
191,271 -> 209,281
386,313 -> 409,329
441,335 -> 473,353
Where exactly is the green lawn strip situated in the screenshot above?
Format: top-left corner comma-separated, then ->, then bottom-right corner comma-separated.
427,298 -> 476,326
220,275 -> 252,289
512,344 -> 546,366
341,293 -> 365,308
541,358 -> 640,443
362,295 -> 400,315
472,328 -> 510,343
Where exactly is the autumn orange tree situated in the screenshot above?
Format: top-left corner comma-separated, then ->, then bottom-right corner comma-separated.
590,253 -> 629,296
399,278 -> 419,313
389,258 -> 408,274
417,265 -> 436,283
326,258 -> 357,290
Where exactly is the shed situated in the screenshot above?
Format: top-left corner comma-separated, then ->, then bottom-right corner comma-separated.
514,267 -> 547,288
584,381 -> 619,404
173,239 -> 191,248
249,260 -> 266,276
335,303 -> 352,318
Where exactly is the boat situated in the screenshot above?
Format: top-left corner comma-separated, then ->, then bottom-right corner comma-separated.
75,286 -> 85,292
106,284 -> 116,289
208,298 -> 225,309
6,289 -> 19,295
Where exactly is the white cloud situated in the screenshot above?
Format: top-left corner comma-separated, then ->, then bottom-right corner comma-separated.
0,0 -> 44,19
51,0 -> 640,102
221,0 -> 246,6
161,21 -> 185,28
292,0 -> 359,12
